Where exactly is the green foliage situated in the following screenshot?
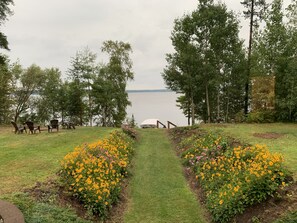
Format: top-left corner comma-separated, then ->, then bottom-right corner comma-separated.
274,210 -> 297,223
1,193 -> 91,223
65,80 -> 86,125
126,114 -> 137,128
0,55 -> 13,123
11,64 -> 45,122
0,0 -> 14,63
241,0 -> 267,114
92,40 -> 133,127
163,0 -> 246,124
252,0 -> 297,121
67,47 -> 97,125
35,68 -> 63,122
0,0 -> 14,25
65,41 -> 133,127
246,110 -> 276,123
235,111 -> 246,123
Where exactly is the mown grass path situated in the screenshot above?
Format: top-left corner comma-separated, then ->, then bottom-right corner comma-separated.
124,129 -> 206,223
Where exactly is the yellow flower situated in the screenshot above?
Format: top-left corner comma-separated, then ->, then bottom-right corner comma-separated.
86,178 -> 92,185
234,186 -> 240,192
219,200 -> 224,205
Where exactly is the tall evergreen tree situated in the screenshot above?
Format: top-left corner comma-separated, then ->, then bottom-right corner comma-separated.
0,0 -> 14,64
241,0 -> 267,114
67,47 -> 97,125
252,0 -> 297,121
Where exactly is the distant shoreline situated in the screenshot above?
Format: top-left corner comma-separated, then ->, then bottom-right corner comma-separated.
127,89 -> 172,93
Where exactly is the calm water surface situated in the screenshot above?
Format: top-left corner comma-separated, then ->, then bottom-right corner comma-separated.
126,91 -> 188,127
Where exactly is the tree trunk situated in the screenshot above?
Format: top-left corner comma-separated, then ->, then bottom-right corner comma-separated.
289,79 -> 294,121
102,107 -> 106,127
244,0 -> 255,115
217,92 -> 220,123
191,93 -> 195,125
14,114 -> 18,123
206,83 -> 211,123
226,92 -> 230,123
88,84 -> 93,127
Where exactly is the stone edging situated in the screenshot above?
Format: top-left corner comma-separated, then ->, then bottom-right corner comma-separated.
0,200 -> 24,223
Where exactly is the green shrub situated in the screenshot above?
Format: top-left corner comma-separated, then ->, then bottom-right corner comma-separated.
274,211 -> 297,223
246,111 -> 276,123
0,193 -> 91,223
235,111 -> 246,123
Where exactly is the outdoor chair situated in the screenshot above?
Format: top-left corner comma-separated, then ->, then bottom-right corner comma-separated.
68,122 -> 76,129
47,119 -> 59,133
61,121 -> 75,129
11,121 -> 26,134
25,121 -> 41,134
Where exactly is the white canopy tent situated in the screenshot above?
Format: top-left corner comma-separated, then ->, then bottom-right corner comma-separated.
140,119 -> 159,128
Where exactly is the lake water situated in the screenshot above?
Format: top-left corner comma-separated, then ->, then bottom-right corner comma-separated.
126,91 -> 188,127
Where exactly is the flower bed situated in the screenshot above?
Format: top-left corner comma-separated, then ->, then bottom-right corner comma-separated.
60,130 -> 135,218
176,129 -> 289,223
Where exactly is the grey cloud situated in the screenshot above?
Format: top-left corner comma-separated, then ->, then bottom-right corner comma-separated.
3,0 -> 291,90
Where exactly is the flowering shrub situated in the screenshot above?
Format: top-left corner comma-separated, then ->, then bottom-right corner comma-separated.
178,131 -> 288,223
60,130 -> 134,218
180,132 -> 228,168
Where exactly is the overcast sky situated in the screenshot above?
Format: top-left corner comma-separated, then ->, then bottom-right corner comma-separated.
2,0 -> 291,90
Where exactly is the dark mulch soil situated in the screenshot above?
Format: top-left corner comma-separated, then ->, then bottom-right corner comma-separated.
168,127 -> 297,223
25,178 -> 129,223
233,183 -> 297,223
253,132 -> 285,139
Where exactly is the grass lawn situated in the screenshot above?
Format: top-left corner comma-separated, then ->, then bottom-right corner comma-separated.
0,126 -> 115,195
124,129 -> 207,223
201,123 -> 297,179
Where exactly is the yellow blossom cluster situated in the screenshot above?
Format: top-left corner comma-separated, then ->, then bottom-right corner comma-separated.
176,130 -> 289,223
196,143 -> 287,222
60,130 -> 134,217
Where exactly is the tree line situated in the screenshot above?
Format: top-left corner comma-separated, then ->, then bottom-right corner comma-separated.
0,1 -> 134,127
0,42 -> 134,126
163,0 -> 297,124
1,0 -> 297,126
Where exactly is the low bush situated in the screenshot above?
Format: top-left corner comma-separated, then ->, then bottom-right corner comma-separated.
246,111 -> 276,123
178,130 -> 289,223
0,193 -> 91,223
60,130 -> 134,218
